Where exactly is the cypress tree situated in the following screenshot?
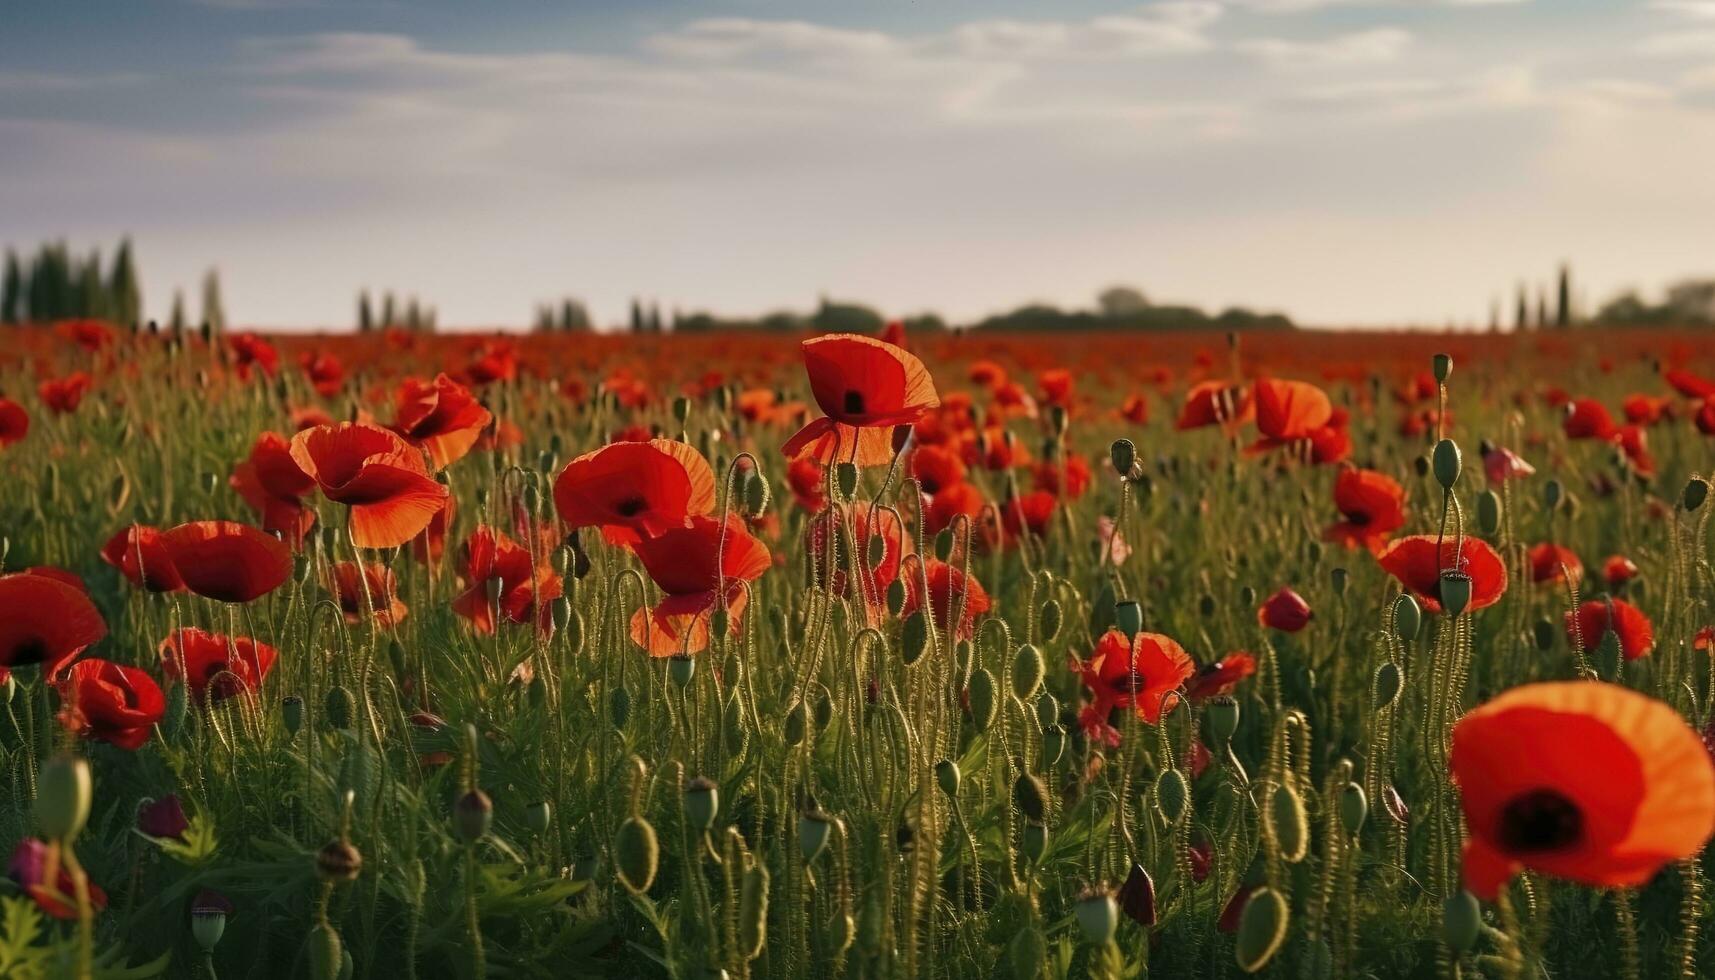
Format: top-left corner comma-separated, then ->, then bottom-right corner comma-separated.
109,237 -> 141,327
78,250 -> 108,320
1555,264 -> 1571,329
169,289 -> 187,335
629,299 -> 644,334
358,291 -> 374,332
1514,284 -> 1529,332
381,292 -> 396,328
1,250 -> 20,324
201,269 -> 226,335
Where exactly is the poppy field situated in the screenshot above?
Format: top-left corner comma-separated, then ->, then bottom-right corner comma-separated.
4,320 -> 1715,979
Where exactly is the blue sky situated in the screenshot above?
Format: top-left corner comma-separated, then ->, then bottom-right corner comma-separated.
3,0 -> 1713,329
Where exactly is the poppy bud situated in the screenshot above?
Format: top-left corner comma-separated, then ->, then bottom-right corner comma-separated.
1234,886 -> 1289,973
454,789 -> 493,842
1372,662 -> 1403,709
1075,888 -> 1119,944
1269,784 -> 1308,862
1118,862 -> 1158,927
1413,454 -> 1430,478
308,923 -> 343,980
901,612 -> 928,665
1114,599 -> 1143,639
798,810 -> 833,862
191,890 -> 229,952
610,686 -> 631,728
1533,617 -> 1557,651
1042,725 -> 1066,767
684,776 -> 719,832
1199,593 -> 1216,617
744,473 -> 771,517
1039,598 -> 1063,641
1474,490 -> 1503,536
1595,628 -> 1623,679
1011,644 -> 1044,700
36,753 -> 91,843
1684,477 -> 1709,513
1438,571 -> 1472,618
1432,353 -> 1453,384
672,396 -> 691,423
934,527 -> 955,561
294,553 -> 312,584
936,759 -> 961,799
1238,584 -> 1256,608
813,687 -> 834,731
1544,478 -> 1563,510
668,654 -> 695,687
1035,693 -> 1060,728
1156,768 -> 1190,825
1442,890 -> 1481,953
865,532 -> 886,569
614,816 -> 659,895
885,578 -> 906,616
282,695 -> 305,736
1207,696 -> 1240,742
967,668 -> 998,732
324,686 -> 354,731
834,462 -> 859,501
784,702 -> 808,747
1305,539 -> 1323,565
1431,439 -> 1461,490
1339,782 -> 1367,835
739,861 -> 770,959
710,606 -> 731,639
1392,593 -> 1421,643
1020,820 -> 1048,864
1110,439 -> 1137,479
891,423 -> 913,455
1090,583 -> 1117,636
1014,772 -> 1050,822
524,801 -> 552,835
550,596 -> 572,632
1330,566 -> 1348,596
316,839 -> 363,882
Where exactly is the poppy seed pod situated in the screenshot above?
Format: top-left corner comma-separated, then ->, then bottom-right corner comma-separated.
935,758 -> 961,799
901,612 -> 928,665
190,894 -> 228,952
1039,598 -> 1063,641
684,776 -> 719,832
1438,571 -> 1473,618
454,789 -> 493,842
1269,784 -> 1309,863
934,527 -> 955,562
1020,820 -> 1048,864
784,701 -> 808,746
1684,477 -> 1710,513
1533,617 -> 1557,651
35,753 -> 92,842
1156,768 -> 1190,825
1476,490 -> 1502,536
798,810 -> 833,862
1011,644 -> 1045,700
1035,693 -> 1060,728
1014,772 -> 1050,822
614,816 -> 659,895
1392,593 -> 1422,643
1544,478 -> 1563,510
524,801 -> 552,836
1339,782 -> 1368,835
1207,696 -> 1240,743
610,686 -> 632,728
834,462 -> 859,501
1431,439 -> 1461,490
1110,439 -> 1137,479
886,578 -> 906,616
1372,662 -> 1403,709
1330,566 -> 1348,597
1075,888 -> 1119,944
967,669 -> 998,732
1442,890 -> 1481,953
1432,353 -> 1453,384
324,686 -> 354,731
316,839 -> 363,882
281,695 -> 304,736
668,654 -> 695,687
1114,599 -> 1143,639
1234,887 -> 1289,974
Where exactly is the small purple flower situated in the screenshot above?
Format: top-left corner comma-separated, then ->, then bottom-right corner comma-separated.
138,794 -> 191,841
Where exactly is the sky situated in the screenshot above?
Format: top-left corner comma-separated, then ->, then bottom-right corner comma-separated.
2,0 -> 1714,331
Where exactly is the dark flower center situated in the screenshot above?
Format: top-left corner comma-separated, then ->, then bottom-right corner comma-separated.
844,390 -> 866,416
1346,510 -> 1372,526
614,495 -> 648,518
9,635 -> 49,666
1110,670 -> 1147,695
1498,788 -> 1584,853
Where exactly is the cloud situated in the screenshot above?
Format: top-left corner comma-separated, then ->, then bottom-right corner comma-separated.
1226,0 -> 1524,11
1636,29 -> 1715,56
1237,28 -> 1413,68
1650,0 -> 1715,19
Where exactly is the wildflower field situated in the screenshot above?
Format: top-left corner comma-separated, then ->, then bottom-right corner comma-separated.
4,320 -> 1715,979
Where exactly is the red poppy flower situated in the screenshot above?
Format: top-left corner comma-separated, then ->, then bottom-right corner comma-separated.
229,333 -> 279,380
1623,394 -> 1670,426
0,397 -> 28,449
1528,543 -> 1582,585
101,524 -> 186,592
1452,681 -> 1715,899
784,456 -> 827,513
464,341 -> 517,385
55,658 -> 165,750
54,319 -> 113,351
901,559 -> 991,641
553,438 -> 716,546
1254,379 -> 1332,442
327,561 -> 408,626
390,373 -> 492,470
0,570 -> 106,674
808,503 -> 907,609
159,520 -> 292,603
925,481 -> 987,537
1033,453 -> 1092,499
784,334 -> 939,458
1186,652 -> 1257,701
450,526 -> 563,634
1119,393 -> 1149,425
1258,587 -> 1312,632
1376,535 -> 1508,614
299,351 -> 345,398
1700,399 -> 1715,437
1001,491 -> 1057,542
1483,445 -> 1535,484
1666,367 -> 1715,400
968,360 -> 1007,389
231,432 -> 318,549
1565,598 -> 1654,660
38,373 -> 92,414
1324,467 -> 1407,552
990,380 -> 1037,419
910,444 -> 967,496
290,422 -> 449,549
1038,369 -> 1073,407
1614,425 -> 1655,476
1176,381 -> 1253,430
8,839 -> 108,920
1563,398 -> 1617,440
409,493 -> 457,564
1073,629 -> 1194,746
159,627 -> 279,703
1604,555 -> 1638,588
628,515 -> 771,656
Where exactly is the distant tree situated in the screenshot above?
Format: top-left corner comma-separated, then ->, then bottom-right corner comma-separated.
901,312 -> 948,333
1097,286 -> 1150,318
1665,279 -> 1715,323
629,299 -> 644,333
758,310 -> 806,332
1,250 -> 20,324
380,292 -> 397,329
1555,264 -> 1572,329
358,291 -> 375,332
169,289 -> 187,335
109,238 -> 141,327
647,301 -> 663,333
201,268 -> 226,334
1535,289 -> 1549,331
77,250 -> 109,320
559,299 -> 590,331
810,296 -> 884,335
1515,284 -> 1530,332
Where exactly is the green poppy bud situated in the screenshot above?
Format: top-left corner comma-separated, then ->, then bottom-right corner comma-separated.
1035,693 -> 1060,728
1156,768 -> 1189,825
834,462 -> 859,501
324,685 -> 354,730
1330,566 -> 1348,596
35,753 -> 91,842
934,527 -> 955,561
1477,490 -> 1502,536
1544,478 -> 1563,510
1392,593 -> 1422,643
745,473 -> 771,517
1684,477 -> 1710,513
1269,784 -> 1308,863
784,701 -> 808,747
1234,887 -> 1289,974
967,668 -> 998,732
684,776 -> 719,832
1014,772 -> 1050,822
610,686 -> 632,728
1042,725 -> 1066,768
886,578 -> 907,616
615,816 -> 659,895
1372,662 -> 1403,708
1110,439 -> 1137,478
1442,890 -> 1481,953
1432,439 -> 1461,490
738,862 -> 769,959
1039,598 -> 1063,641
1011,644 -> 1045,700
798,810 -> 833,862
524,801 -> 552,835
1339,782 -> 1367,835
1020,820 -> 1048,864
308,923 -> 343,980
282,695 -> 304,736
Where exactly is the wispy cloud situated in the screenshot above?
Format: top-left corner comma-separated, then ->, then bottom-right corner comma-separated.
1237,28 -> 1413,68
